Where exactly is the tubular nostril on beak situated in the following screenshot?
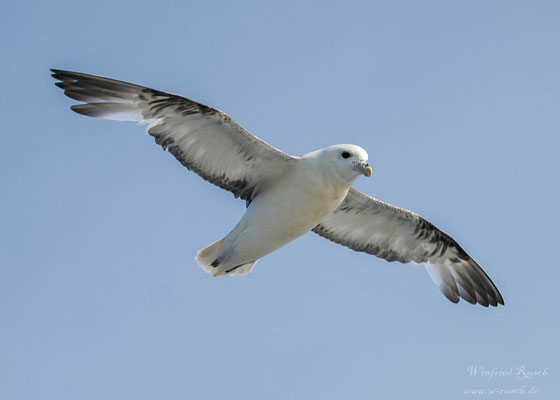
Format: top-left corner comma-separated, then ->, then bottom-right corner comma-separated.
353,161 -> 372,177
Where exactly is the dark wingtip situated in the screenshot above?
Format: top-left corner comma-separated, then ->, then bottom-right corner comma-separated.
70,104 -> 96,117
51,68 -> 72,75
51,69 -> 80,82
496,289 -> 505,305
476,262 -> 505,307
442,288 -> 460,304
50,68 -> 66,79
474,293 -> 504,307
461,293 -> 477,305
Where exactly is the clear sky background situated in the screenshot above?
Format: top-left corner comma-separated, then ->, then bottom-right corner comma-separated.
1,1 -> 559,399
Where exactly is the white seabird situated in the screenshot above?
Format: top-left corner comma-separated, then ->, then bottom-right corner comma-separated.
51,69 -> 504,307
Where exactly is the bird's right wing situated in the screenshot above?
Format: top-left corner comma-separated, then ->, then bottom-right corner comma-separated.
313,188 -> 504,306
51,69 -> 298,203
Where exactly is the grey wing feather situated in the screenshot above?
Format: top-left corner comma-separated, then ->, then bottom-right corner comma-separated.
313,188 -> 504,307
51,69 -> 297,202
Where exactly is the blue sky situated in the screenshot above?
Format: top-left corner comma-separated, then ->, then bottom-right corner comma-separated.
1,0 -> 559,398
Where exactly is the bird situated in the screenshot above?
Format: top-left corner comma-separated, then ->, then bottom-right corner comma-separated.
51,69 -> 504,307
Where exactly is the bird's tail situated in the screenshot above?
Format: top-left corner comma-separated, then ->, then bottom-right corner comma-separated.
195,238 -> 258,277
195,238 -> 226,276
219,260 -> 258,277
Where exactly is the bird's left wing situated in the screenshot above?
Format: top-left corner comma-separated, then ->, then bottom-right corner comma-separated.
51,69 -> 297,203
312,188 -> 504,306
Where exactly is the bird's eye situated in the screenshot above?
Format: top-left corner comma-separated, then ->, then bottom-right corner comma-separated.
341,151 -> 351,159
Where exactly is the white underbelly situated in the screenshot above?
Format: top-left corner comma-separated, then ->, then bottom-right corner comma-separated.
226,180 -> 349,265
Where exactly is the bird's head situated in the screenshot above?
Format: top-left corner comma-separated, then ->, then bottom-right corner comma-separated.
303,144 -> 372,184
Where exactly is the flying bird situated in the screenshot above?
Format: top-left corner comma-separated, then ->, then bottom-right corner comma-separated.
51,69 -> 504,307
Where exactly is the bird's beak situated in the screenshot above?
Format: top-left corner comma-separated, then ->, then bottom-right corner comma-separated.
354,161 -> 373,177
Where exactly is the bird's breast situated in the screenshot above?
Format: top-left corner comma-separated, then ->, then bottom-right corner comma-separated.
228,174 -> 351,263
255,178 -> 349,238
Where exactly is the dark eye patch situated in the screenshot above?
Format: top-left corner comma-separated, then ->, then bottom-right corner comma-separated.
341,151 -> 351,159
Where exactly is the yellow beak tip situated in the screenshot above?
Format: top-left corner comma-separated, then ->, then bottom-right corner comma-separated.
365,167 -> 373,177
